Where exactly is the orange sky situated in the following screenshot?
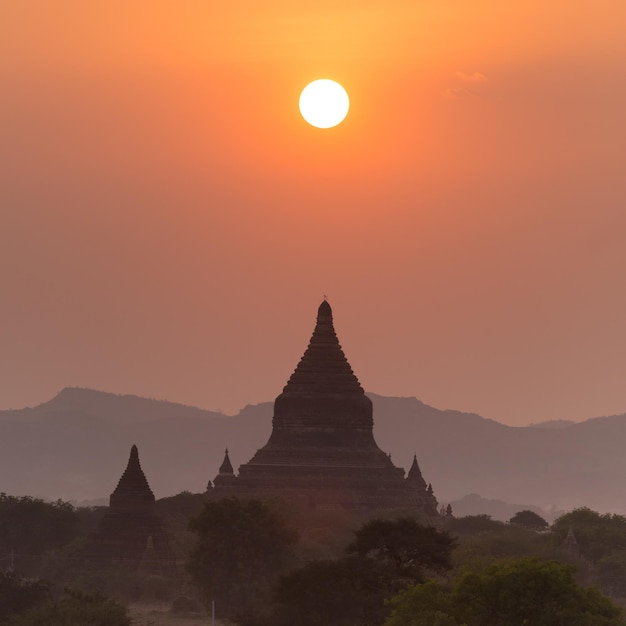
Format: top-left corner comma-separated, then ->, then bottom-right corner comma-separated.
1,1 -> 626,425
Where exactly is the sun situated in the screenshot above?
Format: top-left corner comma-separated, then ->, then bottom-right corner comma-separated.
299,79 -> 350,129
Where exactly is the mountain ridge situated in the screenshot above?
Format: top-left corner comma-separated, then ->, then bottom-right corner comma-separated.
0,386 -> 226,423
1,387 -> 625,517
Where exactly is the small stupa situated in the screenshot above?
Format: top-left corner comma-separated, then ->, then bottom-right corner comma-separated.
213,448 -> 238,487
87,445 -> 176,575
209,300 -> 439,519
564,524 -> 580,557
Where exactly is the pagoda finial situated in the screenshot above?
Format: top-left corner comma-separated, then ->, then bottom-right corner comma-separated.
317,299 -> 332,321
219,448 -> 234,475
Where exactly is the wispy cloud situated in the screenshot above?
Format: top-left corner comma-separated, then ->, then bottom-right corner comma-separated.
456,71 -> 489,83
444,71 -> 489,98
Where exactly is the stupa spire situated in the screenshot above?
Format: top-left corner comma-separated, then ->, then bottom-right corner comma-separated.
109,444 -> 155,510
213,448 -> 238,487
219,449 -> 234,475
282,300 -> 363,396
407,454 -> 428,491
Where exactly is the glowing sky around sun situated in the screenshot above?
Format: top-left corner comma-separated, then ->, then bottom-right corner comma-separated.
1,1 -> 626,425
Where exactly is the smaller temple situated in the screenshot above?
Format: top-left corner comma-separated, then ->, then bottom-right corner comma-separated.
86,445 -> 176,576
564,524 -> 580,557
406,455 -> 438,513
214,449 -> 238,488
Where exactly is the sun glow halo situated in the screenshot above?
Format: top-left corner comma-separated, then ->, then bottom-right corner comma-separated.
299,79 -> 350,129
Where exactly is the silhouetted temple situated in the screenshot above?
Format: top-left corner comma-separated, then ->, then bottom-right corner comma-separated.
86,445 -> 176,575
210,300 -> 439,518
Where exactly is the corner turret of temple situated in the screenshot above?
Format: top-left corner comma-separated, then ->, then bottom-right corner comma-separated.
407,454 -> 428,491
219,448 -> 234,475
213,448 -> 239,488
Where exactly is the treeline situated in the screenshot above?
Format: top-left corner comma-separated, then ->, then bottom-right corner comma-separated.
3,492 -> 626,625
184,501 -> 626,625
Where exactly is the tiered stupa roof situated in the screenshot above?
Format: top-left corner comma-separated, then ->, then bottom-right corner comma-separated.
250,300 -> 381,462
282,299 -> 363,396
109,444 -> 155,510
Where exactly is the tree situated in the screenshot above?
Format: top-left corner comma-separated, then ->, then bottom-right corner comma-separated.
270,556 -> 394,626
155,491 -> 209,537
385,558 -> 625,626
384,580 -> 460,626
4,589 -> 132,626
449,513 -> 555,573
0,494 -> 79,559
455,557 -> 624,626
346,517 -> 456,586
596,550 -> 626,600
261,517 -> 457,626
552,508 -> 626,563
187,497 -> 298,620
508,510 -> 549,531
447,514 -> 505,535
0,571 -> 50,622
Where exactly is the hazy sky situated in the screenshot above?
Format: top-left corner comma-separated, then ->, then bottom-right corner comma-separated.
2,1 -> 625,425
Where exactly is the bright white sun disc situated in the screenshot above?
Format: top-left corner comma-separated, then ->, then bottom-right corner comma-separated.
299,79 -> 349,129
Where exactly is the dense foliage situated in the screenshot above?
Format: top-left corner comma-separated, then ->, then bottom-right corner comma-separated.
347,517 -> 456,585
270,556 -> 394,626
385,558 -> 625,626
508,509 -> 549,531
0,571 -> 51,622
4,588 -> 132,626
263,518 -> 455,626
0,572 -> 131,626
6,486 -> 626,625
187,497 -> 298,619
0,494 -> 79,558
552,508 -> 626,563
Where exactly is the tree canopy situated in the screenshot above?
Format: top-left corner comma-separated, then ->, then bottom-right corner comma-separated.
0,494 -> 79,557
187,497 -> 298,620
264,517 -> 456,626
552,508 -> 626,563
346,517 -> 456,586
270,556 -> 393,626
446,514 -> 506,535
0,571 -> 50,622
385,557 -> 625,626
4,589 -> 132,626
508,510 -> 549,531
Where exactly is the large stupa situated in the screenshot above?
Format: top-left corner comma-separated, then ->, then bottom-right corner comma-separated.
210,300 -> 439,519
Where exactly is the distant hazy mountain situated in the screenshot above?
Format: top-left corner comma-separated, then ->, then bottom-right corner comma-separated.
527,419 -> 577,429
447,493 -> 557,522
0,387 -> 222,424
1,387 -> 625,517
